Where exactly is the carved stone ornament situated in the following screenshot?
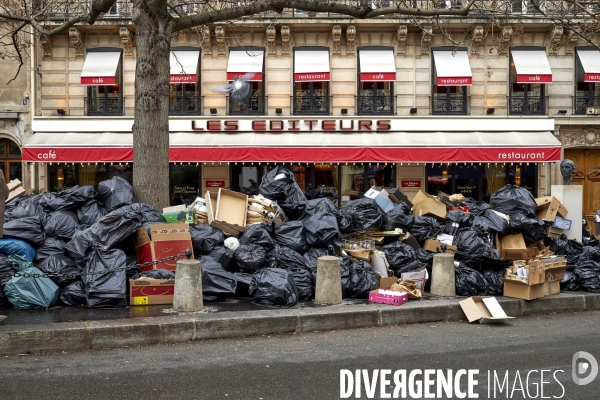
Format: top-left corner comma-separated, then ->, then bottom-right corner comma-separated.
69,27 -> 85,59
201,26 -> 211,58
547,26 -> 563,56
471,26 -> 484,57
566,30 -> 578,56
559,126 -> 600,147
332,26 -> 342,57
39,35 -> 52,60
281,26 -> 290,57
346,25 -> 356,56
266,26 -> 276,57
215,26 -> 225,57
397,25 -> 407,56
421,25 -> 433,55
119,27 -> 134,58
498,26 -> 513,56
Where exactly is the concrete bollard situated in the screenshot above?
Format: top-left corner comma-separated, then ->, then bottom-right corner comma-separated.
430,253 -> 456,297
315,256 -> 342,305
173,258 -> 203,312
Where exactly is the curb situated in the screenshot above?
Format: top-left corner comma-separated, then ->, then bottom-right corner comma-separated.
1,292 -> 599,355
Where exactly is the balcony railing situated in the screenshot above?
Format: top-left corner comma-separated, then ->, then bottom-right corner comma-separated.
508,95 -> 548,115
85,96 -> 123,116
292,95 -> 332,115
227,95 -> 267,115
169,94 -> 203,115
430,95 -> 470,115
573,96 -> 600,115
355,95 -> 395,115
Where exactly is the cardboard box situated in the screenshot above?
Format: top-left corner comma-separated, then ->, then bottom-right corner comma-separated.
496,234 -> 538,261
546,226 -> 563,239
502,279 -> 546,300
206,189 -> 248,236
399,233 -> 420,249
509,260 -> 545,285
368,289 -> 409,306
545,280 -> 560,296
384,188 -> 413,209
364,186 -> 395,213
413,197 -> 447,221
411,190 -> 432,206
423,239 -> 457,255
553,217 -> 572,231
162,205 -> 196,224
6,179 -> 26,203
379,276 -> 399,289
540,256 -> 567,282
129,277 -> 175,305
535,196 -> 568,221
134,224 -> 193,272
459,296 -> 514,323
401,268 -> 428,291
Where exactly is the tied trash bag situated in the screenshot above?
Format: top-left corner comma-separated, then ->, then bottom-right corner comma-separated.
383,203 -> 414,232
37,254 -> 81,287
39,186 -> 97,212
290,267 -> 314,300
82,246 -> 127,308
274,221 -> 308,253
3,255 -> 59,309
3,216 -> 45,246
64,226 -> 92,264
35,237 -> 66,263
336,208 -> 353,232
472,209 -> 510,235
445,210 -> 472,227
203,246 -> 236,272
455,229 -> 491,270
396,248 -> 434,275
508,214 -> 549,243
454,261 -> 490,296
341,198 -> 382,233
340,257 -> 380,299
302,212 -> 342,250
560,271 -> 581,292
490,185 -> 537,217
249,268 -> 298,307
8,194 -> 47,224
235,243 -> 266,272
266,244 -> 307,271
190,224 -> 225,254
573,261 -> 600,293
0,238 -> 36,262
483,270 -> 505,296
131,268 -> 175,280
77,200 -> 108,226
239,223 -> 275,252
410,216 -> 443,244
382,241 -> 416,273
44,211 -> 80,241
301,198 -> 339,220
59,279 -> 87,306
461,198 -> 491,217
201,256 -> 237,301
303,247 -> 331,275
259,166 -> 307,220
97,176 -> 137,212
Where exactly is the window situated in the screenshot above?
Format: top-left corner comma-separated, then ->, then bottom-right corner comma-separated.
0,139 -> 22,183
574,48 -> 600,114
294,81 -> 330,114
227,48 -> 265,115
169,48 -> 201,115
357,47 -> 395,115
508,48 -> 551,115
293,47 -> 331,115
82,49 -> 123,116
431,48 -> 472,115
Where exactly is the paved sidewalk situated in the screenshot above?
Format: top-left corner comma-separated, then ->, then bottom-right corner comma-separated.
0,292 -> 598,356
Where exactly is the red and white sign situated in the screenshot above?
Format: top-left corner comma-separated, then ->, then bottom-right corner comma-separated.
294,72 -> 330,82
80,76 -> 116,85
516,74 -> 552,84
170,74 -> 196,84
360,72 -> 396,82
22,147 -> 133,162
226,72 -> 263,81
585,73 -> 600,82
206,180 -> 225,188
436,77 -> 473,86
402,180 -> 422,188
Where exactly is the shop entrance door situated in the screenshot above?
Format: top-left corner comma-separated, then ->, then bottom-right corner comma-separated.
0,138 -> 22,183
564,149 -> 600,235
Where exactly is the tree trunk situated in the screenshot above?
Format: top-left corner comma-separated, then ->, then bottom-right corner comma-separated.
131,0 -> 172,210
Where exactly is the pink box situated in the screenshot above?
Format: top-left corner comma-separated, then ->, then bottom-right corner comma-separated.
368,289 -> 409,306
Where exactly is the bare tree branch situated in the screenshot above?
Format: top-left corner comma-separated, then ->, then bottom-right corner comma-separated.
6,21 -> 27,85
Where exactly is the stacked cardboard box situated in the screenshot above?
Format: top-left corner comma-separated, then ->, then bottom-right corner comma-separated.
133,223 -> 194,272
246,195 -> 286,225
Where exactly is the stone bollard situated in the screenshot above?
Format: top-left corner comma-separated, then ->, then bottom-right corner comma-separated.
315,256 -> 342,305
430,253 -> 456,297
173,255 -> 203,312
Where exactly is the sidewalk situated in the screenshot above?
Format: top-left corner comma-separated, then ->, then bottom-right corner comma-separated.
1,292 -> 598,356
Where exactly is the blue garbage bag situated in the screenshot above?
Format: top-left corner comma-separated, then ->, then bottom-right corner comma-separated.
0,238 -> 36,262
3,255 -> 59,309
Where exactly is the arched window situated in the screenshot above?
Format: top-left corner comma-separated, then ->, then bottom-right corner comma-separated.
0,138 -> 22,182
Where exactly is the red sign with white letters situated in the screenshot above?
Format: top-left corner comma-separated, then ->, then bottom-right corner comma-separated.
516,74 -> 552,83
360,72 -> 396,81
206,180 -> 225,188
437,77 -> 473,86
294,72 -> 330,82
402,180 -> 422,188
585,73 -> 600,82
226,72 -> 263,81
80,76 -> 116,85
170,74 -> 197,83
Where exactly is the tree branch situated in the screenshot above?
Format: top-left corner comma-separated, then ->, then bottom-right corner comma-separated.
6,21 -> 27,85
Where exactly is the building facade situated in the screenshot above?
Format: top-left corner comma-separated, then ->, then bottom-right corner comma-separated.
19,2 -> 600,230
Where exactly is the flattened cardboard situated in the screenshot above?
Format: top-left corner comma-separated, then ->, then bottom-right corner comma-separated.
535,196 -> 568,221
502,279 -> 546,300
459,296 -> 514,323
379,276 -> 399,289
129,277 -> 175,305
206,190 -> 247,236
6,179 -> 25,203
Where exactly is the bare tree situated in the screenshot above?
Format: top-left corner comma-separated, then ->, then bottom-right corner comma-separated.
0,0 -> 598,208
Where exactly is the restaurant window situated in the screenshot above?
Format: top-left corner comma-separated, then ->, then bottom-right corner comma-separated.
574,47 -> 600,115
293,47 -> 330,115
357,47 -> 395,115
509,47 -> 550,115
231,164 -> 263,195
169,163 -> 201,206
0,138 -> 22,183
169,48 -> 201,115
48,163 -> 132,191
431,47 -> 471,115
82,49 -> 123,116
227,47 -> 265,115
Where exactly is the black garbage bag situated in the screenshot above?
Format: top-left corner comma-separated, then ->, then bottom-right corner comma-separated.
573,261 -> 600,293
39,186 -> 97,212
455,262 -> 489,296
234,272 -> 254,297
235,243 -> 266,273
382,241 -> 416,272
461,197 -> 491,217
383,203 -> 414,232
455,229 -> 491,270
0,238 -> 36,262
445,210 -> 472,227
290,267 -> 314,300
341,198 -> 382,233
560,271 -> 581,292
44,211 -> 80,241
274,221 -> 308,253
395,248 -> 432,275
259,166 -> 307,220
8,194 -> 48,224
249,268 -> 298,307
479,249 -> 510,271
97,176 -> 137,212
35,237 -> 66,263
545,235 -> 585,266
3,216 -> 45,246
483,270 -> 505,296
339,257 -> 379,299
265,244 -> 307,271
82,246 -> 127,308
472,209 -> 510,235
574,246 -> 600,264
508,214 -> 549,243
201,256 -> 237,300
203,246 -> 236,271
64,226 -> 92,264
490,185 -> 537,217
410,216 -> 443,243
0,254 -> 14,287
303,211 -> 342,250
131,268 -> 175,280
303,247 -> 331,276
301,198 -> 339,220
190,224 -> 225,254
77,199 -> 108,226
37,254 -> 81,287
336,208 -> 353,232
239,223 -> 275,252
59,279 -> 87,306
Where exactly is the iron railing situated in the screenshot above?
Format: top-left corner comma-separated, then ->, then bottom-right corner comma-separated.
84,96 -> 123,116
355,95 -> 395,115
227,95 -> 267,115
508,95 -> 548,115
430,95 -> 470,115
573,96 -> 600,115
292,95 -> 332,115
169,94 -> 203,115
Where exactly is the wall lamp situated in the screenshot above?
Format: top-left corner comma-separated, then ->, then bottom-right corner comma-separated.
486,108 -> 495,115
409,107 -> 417,115
557,109 -> 567,115
341,108 -> 348,115
275,108 -> 282,115
210,108 -> 217,115
57,109 -> 66,116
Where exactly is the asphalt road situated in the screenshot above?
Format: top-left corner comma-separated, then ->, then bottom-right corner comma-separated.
1,310 -> 599,399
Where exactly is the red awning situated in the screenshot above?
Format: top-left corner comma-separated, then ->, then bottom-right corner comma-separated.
294,50 -> 330,82
170,50 -> 200,83
511,49 -> 553,84
227,50 -> 264,81
80,51 -> 121,85
359,49 -> 396,82
577,49 -> 600,82
433,50 -> 473,86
